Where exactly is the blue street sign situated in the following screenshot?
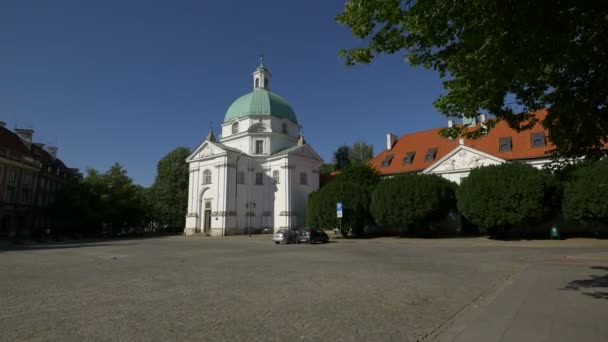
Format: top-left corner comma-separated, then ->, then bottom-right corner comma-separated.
336,202 -> 343,218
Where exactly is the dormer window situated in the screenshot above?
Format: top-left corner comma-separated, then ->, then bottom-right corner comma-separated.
232,122 -> 239,134
424,148 -> 437,162
403,151 -> 415,165
499,137 -> 512,152
531,132 -> 545,148
381,154 -> 394,168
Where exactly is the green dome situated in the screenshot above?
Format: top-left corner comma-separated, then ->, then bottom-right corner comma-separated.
224,89 -> 298,124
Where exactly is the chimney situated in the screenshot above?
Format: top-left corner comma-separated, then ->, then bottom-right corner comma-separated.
15,128 -> 35,149
448,119 -> 454,128
45,146 -> 58,158
386,133 -> 398,150
479,113 -> 486,123
459,138 -> 465,145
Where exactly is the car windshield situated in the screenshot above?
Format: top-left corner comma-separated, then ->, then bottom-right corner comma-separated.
276,229 -> 284,234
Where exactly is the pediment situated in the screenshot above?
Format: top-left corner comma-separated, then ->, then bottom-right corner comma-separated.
269,144 -> 323,162
424,145 -> 505,173
291,146 -> 322,160
187,141 -> 228,162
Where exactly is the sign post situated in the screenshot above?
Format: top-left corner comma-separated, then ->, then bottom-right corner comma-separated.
336,202 -> 343,236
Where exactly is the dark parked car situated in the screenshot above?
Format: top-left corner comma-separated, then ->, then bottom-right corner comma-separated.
298,227 -> 329,244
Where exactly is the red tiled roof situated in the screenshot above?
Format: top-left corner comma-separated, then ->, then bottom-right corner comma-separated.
0,126 -> 35,161
371,110 -> 557,175
1,126 -> 76,175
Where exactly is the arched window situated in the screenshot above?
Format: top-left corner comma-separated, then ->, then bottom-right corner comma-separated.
264,78 -> 268,88
232,122 -> 239,134
203,170 -> 212,185
281,123 -> 287,134
272,170 -> 280,184
255,78 -> 260,88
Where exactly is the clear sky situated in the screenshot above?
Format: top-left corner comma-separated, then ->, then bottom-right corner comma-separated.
0,0 -> 448,186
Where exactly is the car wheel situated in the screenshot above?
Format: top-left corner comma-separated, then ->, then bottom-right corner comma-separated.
275,242 -> 280,245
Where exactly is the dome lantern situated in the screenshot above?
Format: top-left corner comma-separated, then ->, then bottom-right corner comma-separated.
253,52 -> 270,90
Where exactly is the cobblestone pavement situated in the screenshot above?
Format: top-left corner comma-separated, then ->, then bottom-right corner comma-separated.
1,236 -> 606,342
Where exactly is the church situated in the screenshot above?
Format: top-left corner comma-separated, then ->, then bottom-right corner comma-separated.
184,59 -> 323,236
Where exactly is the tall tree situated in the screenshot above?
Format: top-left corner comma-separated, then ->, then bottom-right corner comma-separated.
333,145 -> 351,170
150,147 -> 191,230
349,140 -> 374,165
337,1 -> 608,161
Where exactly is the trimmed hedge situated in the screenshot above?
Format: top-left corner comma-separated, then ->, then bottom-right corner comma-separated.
563,159 -> 608,224
370,174 -> 456,234
306,164 -> 380,236
457,162 -> 558,236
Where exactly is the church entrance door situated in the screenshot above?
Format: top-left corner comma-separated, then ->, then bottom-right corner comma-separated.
203,200 -> 212,235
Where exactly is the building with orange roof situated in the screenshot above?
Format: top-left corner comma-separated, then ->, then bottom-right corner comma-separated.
370,110 -> 555,183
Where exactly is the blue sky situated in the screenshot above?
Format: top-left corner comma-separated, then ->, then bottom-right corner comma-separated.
0,0 -> 448,186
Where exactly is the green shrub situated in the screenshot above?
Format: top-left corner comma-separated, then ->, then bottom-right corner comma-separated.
563,159 -> 608,224
307,164 -> 380,237
370,174 -> 456,234
457,163 -> 555,236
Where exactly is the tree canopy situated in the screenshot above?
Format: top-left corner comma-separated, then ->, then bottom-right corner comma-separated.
337,1 -> 608,161
349,140 -> 374,165
150,147 -> 191,229
332,145 -> 351,170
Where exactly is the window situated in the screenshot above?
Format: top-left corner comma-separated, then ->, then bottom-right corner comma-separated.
205,200 -> 211,209
281,123 -> 287,134
381,154 -> 394,168
255,140 -> 264,154
255,78 -> 259,88
424,148 -> 438,162
499,137 -> 512,152
5,186 -> 15,202
8,169 -> 16,183
273,170 -> 280,184
23,174 -> 31,186
403,151 -> 415,165
300,172 -> 308,185
20,188 -> 29,203
255,172 -> 264,185
232,122 -> 239,134
531,132 -> 545,148
237,171 -> 245,184
203,170 -> 212,184
264,78 -> 268,88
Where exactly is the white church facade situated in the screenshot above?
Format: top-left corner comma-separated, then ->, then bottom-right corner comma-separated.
184,59 -> 322,236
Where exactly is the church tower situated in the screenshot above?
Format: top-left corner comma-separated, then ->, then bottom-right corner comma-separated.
253,54 -> 271,90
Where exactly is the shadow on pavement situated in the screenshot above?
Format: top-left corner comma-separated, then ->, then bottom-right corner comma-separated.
0,234 -> 177,253
562,266 -> 608,300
